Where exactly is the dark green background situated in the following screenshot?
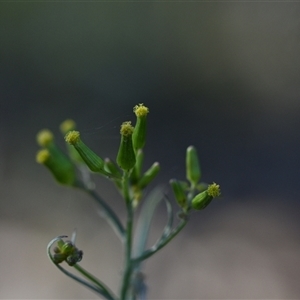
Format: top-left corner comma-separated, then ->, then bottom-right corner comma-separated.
1,3 -> 300,299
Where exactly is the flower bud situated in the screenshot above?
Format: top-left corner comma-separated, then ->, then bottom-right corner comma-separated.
170,179 -> 187,209
132,104 -> 149,151
52,238 -> 83,266
36,149 -> 50,164
104,158 -> 122,189
66,249 -> 83,266
36,147 -> 77,186
65,131 -> 111,176
186,146 -> 201,186
36,129 -> 54,147
65,130 -> 81,145
104,158 -> 122,179
60,119 -> 76,134
53,253 -> 65,264
56,238 -> 65,250
116,121 -> 136,171
138,162 -> 160,189
62,241 -> 74,255
60,120 -> 84,164
191,182 -> 221,210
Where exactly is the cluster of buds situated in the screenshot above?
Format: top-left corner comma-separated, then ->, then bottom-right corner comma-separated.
36,103 -> 220,210
52,237 -> 83,266
36,129 -> 77,186
170,146 -> 221,212
35,104 -> 162,204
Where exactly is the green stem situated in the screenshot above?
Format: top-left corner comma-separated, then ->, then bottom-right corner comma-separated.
120,171 -> 134,300
132,218 -> 188,263
74,264 -> 117,300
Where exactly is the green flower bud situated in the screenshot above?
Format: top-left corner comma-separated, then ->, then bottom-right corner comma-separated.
191,182 -> 221,210
53,253 -> 65,264
191,190 -> 212,210
62,241 -> 74,255
60,120 -> 84,164
36,130 -> 77,185
52,239 -> 83,266
104,158 -> 122,179
65,131 -> 111,176
66,248 -> 83,266
104,158 -> 122,189
56,238 -> 65,250
116,122 -> 136,171
130,149 -> 144,184
36,147 -> 77,186
170,179 -> 187,209
132,103 -> 149,151
137,162 -> 160,189
36,129 -> 54,147
186,146 -> 201,186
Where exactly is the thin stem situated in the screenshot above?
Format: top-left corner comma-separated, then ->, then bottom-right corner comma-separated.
74,264 -> 117,300
122,171 -> 131,206
132,218 -> 188,263
78,184 -> 125,240
120,171 -> 134,300
187,183 -> 197,207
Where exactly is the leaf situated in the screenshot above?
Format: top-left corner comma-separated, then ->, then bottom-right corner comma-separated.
132,187 -> 164,260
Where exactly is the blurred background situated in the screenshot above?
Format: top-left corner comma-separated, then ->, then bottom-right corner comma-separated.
1,2 -> 300,299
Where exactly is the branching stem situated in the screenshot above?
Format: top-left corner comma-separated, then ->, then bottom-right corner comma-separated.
132,218 -> 187,263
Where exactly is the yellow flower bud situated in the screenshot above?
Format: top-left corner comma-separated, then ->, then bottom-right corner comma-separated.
61,126 -> 84,164
36,149 -> 50,164
36,147 -> 77,186
60,119 -> 76,134
65,131 -> 110,176
65,130 -> 80,145
133,103 -> 149,118
36,129 -> 54,147
207,182 -> 221,198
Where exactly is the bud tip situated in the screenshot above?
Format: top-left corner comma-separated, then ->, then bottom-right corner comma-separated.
60,119 -> 76,134
65,130 -> 80,145
207,182 -> 221,198
36,129 -> 54,147
36,149 -> 50,164
133,103 -> 149,118
120,121 -> 134,136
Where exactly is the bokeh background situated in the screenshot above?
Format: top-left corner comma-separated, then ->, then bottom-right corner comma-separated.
1,2 -> 300,299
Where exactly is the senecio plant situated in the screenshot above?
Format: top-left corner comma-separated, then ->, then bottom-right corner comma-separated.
36,104 -> 221,300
